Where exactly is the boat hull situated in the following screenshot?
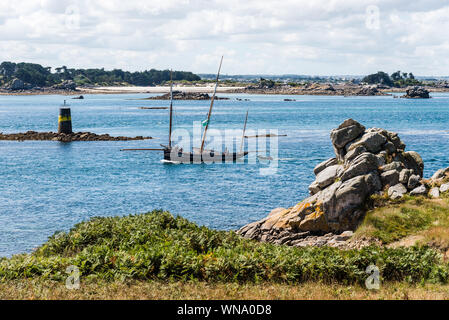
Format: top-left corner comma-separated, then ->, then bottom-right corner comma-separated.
163,148 -> 248,163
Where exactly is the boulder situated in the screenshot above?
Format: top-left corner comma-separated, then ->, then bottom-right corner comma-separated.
380,161 -> 403,172
315,165 -> 343,188
410,184 -> 427,196
347,131 -> 387,153
237,119 -> 425,246
399,169 -> 413,184
388,132 -> 406,151
298,208 -> 330,233
308,180 -> 321,195
408,174 -> 420,190
383,141 -> 396,154
402,151 -> 424,177
330,120 -> 365,149
388,183 -> 407,200
380,170 -> 399,187
375,151 -> 387,166
431,167 -> 449,180
341,153 -> 378,181
313,157 -> 338,175
365,171 -> 383,193
429,187 -> 440,198
335,230 -> 354,241
355,85 -> 380,96
344,145 -> 366,164
440,183 -> 449,193
401,86 -> 430,99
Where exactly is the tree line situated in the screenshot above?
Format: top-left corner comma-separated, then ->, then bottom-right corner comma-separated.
0,61 -> 201,87
362,71 -> 421,87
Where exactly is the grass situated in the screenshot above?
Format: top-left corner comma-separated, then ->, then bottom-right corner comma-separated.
1,210 -> 448,287
356,194 -> 449,247
3,279 -> 449,300
1,200 -> 449,300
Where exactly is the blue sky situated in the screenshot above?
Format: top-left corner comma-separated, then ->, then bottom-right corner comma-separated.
1,0 -> 449,76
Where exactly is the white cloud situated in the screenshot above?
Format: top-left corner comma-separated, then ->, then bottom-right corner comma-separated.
0,0 -> 448,75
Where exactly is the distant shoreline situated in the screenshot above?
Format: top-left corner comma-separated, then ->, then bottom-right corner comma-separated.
0,85 -> 244,96
1,85 -> 449,96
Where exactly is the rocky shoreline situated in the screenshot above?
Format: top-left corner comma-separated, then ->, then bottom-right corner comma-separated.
144,91 -> 229,100
0,88 -> 83,96
237,119 -> 448,249
231,83 -> 438,97
234,83 -> 391,96
1,83 -> 447,96
0,131 -> 152,142
400,86 -> 431,99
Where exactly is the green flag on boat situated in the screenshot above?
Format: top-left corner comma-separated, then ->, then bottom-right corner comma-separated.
202,119 -> 209,127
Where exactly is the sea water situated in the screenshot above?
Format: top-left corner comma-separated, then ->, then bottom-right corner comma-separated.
1,92 -> 449,256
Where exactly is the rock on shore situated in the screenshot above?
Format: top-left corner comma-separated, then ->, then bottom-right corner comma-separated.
0,131 -> 152,142
0,79 -> 80,95
237,119 -> 425,247
145,91 -> 229,100
230,83 -> 389,96
401,86 -> 431,99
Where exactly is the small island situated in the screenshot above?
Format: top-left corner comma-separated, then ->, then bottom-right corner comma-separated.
144,90 -> 230,100
0,131 -> 152,142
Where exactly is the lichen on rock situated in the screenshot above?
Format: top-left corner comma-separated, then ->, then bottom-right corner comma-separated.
237,118 -> 425,247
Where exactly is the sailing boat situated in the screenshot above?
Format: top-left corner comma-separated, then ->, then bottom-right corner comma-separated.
122,57 -> 249,164
162,57 -> 248,163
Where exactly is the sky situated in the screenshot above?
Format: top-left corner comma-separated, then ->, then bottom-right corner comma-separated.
1,0 -> 449,76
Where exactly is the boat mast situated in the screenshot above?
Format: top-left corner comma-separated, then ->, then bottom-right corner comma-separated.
168,69 -> 173,148
200,56 -> 223,153
240,109 -> 248,153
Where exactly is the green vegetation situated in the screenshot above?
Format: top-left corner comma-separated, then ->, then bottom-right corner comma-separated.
390,70 -> 421,87
362,71 -> 394,86
1,210 -> 448,285
259,78 -> 276,88
362,70 -> 422,87
0,61 -> 200,87
357,194 -> 449,246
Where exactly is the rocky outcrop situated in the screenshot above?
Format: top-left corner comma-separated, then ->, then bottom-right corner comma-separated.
422,167 -> 449,198
347,85 -> 382,96
146,91 -> 229,100
4,78 -> 34,91
401,86 -> 430,99
237,119 -> 425,247
431,167 -> 449,181
0,131 -> 152,142
52,80 -> 77,91
9,78 -> 25,90
230,83 -> 389,96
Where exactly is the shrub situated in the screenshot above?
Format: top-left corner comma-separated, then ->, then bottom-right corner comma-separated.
0,211 -> 447,284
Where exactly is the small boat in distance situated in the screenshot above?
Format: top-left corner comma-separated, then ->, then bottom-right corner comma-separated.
122,57 -> 249,164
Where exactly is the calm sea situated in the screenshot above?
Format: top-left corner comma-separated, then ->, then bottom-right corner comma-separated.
1,92 -> 449,257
